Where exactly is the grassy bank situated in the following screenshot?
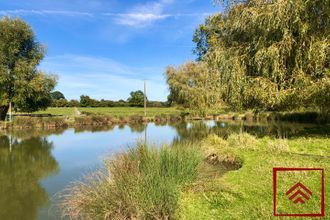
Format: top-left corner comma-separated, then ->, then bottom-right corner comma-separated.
178,134 -> 330,219
27,107 -> 330,123
61,133 -> 330,219
3,107 -> 328,130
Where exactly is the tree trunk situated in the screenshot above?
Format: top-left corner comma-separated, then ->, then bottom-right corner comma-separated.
0,105 -> 9,121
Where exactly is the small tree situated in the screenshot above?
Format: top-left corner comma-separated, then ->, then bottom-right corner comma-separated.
0,17 -> 57,120
51,91 -> 65,101
127,90 -> 146,107
80,95 -> 96,107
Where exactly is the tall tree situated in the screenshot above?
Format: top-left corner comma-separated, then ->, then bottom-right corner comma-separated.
0,17 -> 57,120
193,0 -> 330,111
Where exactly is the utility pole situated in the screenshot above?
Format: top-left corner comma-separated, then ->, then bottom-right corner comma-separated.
9,101 -> 12,123
7,69 -> 12,123
144,80 -> 147,117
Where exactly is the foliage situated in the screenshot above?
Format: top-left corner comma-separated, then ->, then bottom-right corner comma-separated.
165,61 -> 223,115
127,90 -> 146,107
79,95 -> 97,107
61,142 -> 201,219
51,91 -> 65,101
0,17 -> 57,120
172,0 -> 330,113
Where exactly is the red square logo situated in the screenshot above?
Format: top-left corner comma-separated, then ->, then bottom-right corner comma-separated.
273,168 -> 325,217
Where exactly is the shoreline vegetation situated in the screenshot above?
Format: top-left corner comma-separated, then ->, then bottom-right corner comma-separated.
60,133 -> 330,219
0,107 -> 329,130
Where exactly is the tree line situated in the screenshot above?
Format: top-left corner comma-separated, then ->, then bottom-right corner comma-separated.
51,91 -> 168,108
166,0 -> 329,115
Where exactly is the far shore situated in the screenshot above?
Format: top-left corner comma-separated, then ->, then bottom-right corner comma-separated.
0,107 -> 328,130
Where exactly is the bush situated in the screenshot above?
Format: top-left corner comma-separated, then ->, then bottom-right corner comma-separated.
61,143 -> 201,219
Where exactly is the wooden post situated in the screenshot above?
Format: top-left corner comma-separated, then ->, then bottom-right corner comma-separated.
144,80 -> 147,117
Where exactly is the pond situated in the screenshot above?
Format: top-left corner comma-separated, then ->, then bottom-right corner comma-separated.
0,120 -> 328,219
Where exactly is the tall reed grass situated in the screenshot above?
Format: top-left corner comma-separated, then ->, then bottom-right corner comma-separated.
61,142 -> 201,219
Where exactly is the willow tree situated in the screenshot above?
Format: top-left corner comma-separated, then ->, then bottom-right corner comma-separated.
194,0 -> 329,112
166,61 -> 223,115
0,17 -> 57,120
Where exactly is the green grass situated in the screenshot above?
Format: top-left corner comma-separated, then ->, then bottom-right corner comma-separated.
29,107 -> 180,117
78,107 -> 181,117
61,142 -> 201,219
25,107 -> 75,116
177,134 -> 330,219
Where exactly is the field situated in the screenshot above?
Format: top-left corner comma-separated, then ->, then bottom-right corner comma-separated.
30,107 -> 181,117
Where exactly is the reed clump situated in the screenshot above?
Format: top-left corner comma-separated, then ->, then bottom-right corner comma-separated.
61,142 -> 201,220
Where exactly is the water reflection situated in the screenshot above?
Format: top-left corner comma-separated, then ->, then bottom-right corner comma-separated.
0,136 -> 59,220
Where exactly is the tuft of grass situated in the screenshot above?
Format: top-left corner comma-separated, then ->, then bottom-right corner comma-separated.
227,132 -> 257,150
201,134 -> 243,168
61,142 -> 201,220
266,138 -> 289,152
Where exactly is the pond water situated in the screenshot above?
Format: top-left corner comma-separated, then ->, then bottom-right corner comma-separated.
0,120 -> 328,219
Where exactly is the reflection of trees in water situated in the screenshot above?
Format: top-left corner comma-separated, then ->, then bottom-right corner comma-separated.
0,128 -> 66,140
0,136 -> 59,220
170,121 -> 242,143
170,122 -> 211,143
74,124 -> 116,133
170,120 -> 327,143
128,123 -> 146,133
239,121 -> 325,138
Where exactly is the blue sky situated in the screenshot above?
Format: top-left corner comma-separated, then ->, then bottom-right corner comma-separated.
0,0 -> 222,101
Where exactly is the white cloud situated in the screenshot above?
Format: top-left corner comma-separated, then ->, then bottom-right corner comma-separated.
107,13 -> 171,27
109,0 -> 174,27
0,6 -> 213,28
